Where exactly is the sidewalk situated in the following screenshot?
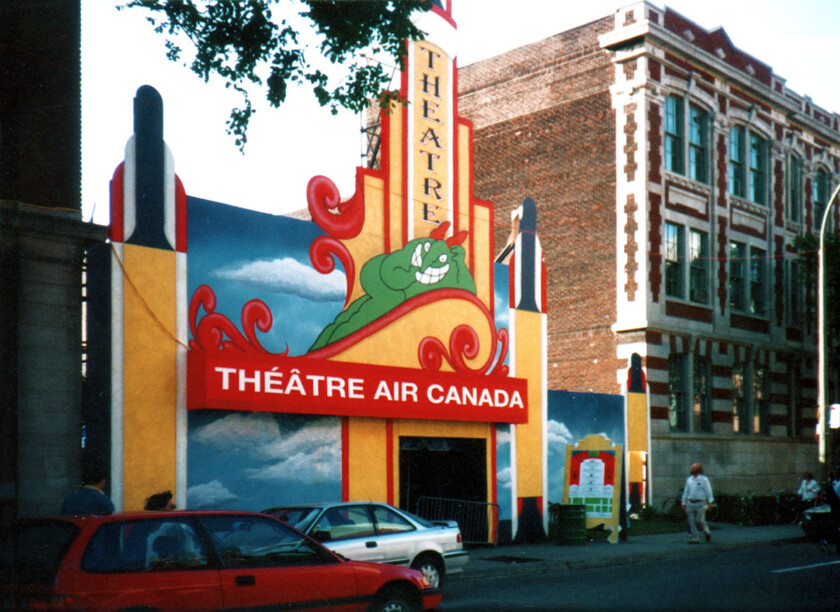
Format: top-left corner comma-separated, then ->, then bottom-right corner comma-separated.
459,523 -> 806,580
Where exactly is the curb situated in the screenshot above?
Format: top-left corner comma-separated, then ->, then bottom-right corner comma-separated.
457,532 -> 805,581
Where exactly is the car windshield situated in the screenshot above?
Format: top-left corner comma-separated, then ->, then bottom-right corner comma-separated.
1,520 -> 80,584
399,508 -> 435,528
267,507 -> 322,531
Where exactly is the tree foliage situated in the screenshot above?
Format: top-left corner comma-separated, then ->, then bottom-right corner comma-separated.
122,0 -> 432,149
793,231 -> 840,364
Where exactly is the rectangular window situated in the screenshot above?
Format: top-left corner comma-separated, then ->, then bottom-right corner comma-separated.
688,104 -> 708,183
665,96 -> 684,174
665,222 -> 684,298
729,126 -> 745,197
732,362 -> 747,434
729,241 -> 746,311
754,365 -> 769,434
749,246 -> 766,316
689,229 -> 709,304
787,364 -> 801,437
749,132 -> 766,204
669,354 -> 688,431
813,169 -> 828,229
788,260 -> 802,325
693,355 -> 713,432
788,155 -> 801,223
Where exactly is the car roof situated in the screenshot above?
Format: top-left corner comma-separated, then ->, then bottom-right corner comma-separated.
265,501 -> 392,512
22,510 -> 276,524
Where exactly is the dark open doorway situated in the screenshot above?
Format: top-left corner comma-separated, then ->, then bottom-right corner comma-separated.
399,437 -> 489,543
399,437 -> 487,512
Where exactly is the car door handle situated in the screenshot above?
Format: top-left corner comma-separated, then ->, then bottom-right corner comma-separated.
235,575 -> 256,587
365,541 -> 377,548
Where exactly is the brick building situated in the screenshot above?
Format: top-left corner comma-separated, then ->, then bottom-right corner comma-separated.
458,2 -> 840,504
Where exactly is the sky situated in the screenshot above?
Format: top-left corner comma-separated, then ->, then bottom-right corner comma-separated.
81,0 -> 840,226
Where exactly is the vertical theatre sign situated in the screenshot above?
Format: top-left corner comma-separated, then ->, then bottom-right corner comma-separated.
412,42 -> 450,231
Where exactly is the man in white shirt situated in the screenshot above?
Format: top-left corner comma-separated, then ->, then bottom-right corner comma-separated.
681,462 -> 714,544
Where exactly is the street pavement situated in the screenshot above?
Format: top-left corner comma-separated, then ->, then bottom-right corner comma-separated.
459,523 -> 809,580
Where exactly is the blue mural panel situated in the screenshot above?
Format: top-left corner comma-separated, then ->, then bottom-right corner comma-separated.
546,390 -> 625,504
186,198 -> 344,510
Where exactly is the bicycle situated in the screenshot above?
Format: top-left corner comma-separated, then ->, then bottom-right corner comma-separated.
768,488 -> 801,525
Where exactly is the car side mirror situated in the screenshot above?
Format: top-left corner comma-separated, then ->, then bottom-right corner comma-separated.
311,530 -> 331,542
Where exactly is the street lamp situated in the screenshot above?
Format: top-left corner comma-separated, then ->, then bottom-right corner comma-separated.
818,182 -> 840,480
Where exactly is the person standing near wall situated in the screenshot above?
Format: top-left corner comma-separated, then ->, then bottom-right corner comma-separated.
681,462 -> 714,544
60,462 -> 114,515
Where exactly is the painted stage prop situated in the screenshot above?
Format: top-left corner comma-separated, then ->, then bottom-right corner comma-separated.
563,434 -> 624,544
310,221 -> 475,351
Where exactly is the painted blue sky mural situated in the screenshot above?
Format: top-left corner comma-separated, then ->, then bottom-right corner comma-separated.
187,198 -> 344,510
547,391 -> 624,504
188,197 -> 345,356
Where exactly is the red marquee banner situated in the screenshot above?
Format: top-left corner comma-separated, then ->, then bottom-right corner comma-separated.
188,351 -> 528,423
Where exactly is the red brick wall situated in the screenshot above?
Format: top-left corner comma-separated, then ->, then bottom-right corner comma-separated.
459,18 -> 622,392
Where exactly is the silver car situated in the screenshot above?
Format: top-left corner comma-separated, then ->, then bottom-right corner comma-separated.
263,501 -> 468,587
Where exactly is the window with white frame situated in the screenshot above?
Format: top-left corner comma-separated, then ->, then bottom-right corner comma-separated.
813,168 -> 829,229
666,222 -> 710,305
729,126 -> 745,198
787,259 -> 802,326
787,363 -> 801,437
669,353 -> 688,432
730,241 -> 767,316
787,154 -> 802,223
753,365 -> 770,434
729,125 -> 767,205
732,361 -> 747,434
748,133 -> 767,205
665,222 -> 684,299
665,96 -> 684,175
749,246 -> 767,316
665,95 -> 709,183
688,104 -> 708,183
689,229 -> 710,304
729,241 -> 747,311
693,355 -> 713,432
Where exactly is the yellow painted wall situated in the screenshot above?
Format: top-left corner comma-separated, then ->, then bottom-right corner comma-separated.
346,418 -> 389,502
122,244 -> 178,511
513,309 -> 543,498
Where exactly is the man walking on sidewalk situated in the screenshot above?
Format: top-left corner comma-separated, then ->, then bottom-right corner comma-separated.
682,462 -> 714,544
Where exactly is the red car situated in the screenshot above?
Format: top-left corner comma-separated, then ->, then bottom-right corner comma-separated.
1,510 -> 441,611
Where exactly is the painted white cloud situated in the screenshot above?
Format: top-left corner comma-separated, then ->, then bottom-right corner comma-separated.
497,466 -> 512,490
246,444 -> 340,484
188,479 -> 239,508
253,418 -> 340,461
213,257 -> 345,302
495,428 -> 511,446
547,419 -> 574,454
192,412 -> 281,451
494,292 -> 510,326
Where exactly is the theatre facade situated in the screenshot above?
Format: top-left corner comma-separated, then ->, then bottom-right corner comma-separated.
86,3 -> 552,543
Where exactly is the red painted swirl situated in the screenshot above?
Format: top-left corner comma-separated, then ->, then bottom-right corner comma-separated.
307,175 -> 364,239
310,236 -> 356,309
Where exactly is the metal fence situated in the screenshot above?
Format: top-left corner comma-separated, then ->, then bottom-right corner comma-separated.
414,496 -> 500,545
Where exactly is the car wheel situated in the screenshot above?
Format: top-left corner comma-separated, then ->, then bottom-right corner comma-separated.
369,585 -> 420,612
412,554 -> 443,588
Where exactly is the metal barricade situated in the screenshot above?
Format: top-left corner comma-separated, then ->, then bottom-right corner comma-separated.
414,496 -> 499,545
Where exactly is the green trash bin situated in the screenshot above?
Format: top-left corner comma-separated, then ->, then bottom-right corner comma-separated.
550,504 -> 586,544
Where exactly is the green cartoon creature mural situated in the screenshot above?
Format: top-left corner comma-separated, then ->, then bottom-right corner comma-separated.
309,222 -> 476,351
